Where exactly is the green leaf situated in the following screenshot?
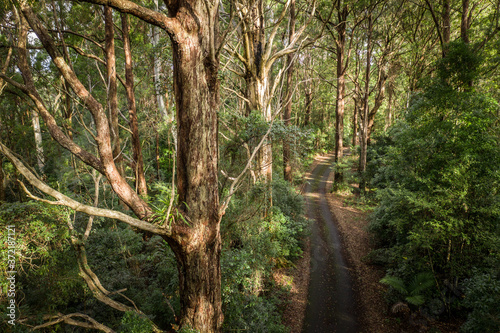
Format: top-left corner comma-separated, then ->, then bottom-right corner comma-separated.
380,276 -> 408,295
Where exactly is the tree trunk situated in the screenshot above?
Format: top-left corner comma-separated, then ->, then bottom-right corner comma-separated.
461,0 -> 470,43
304,86 -> 312,126
352,101 -> 358,147
367,67 -> 387,144
442,0 -> 451,56
122,13 -> 148,196
104,6 -> 124,178
334,5 -> 348,185
31,110 -> 45,172
385,88 -> 393,131
151,0 -> 169,121
165,1 -> 222,330
246,75 -> 272,184
17,0 -> 223,331
359,14 -> 372,190
283,0 -> 295,183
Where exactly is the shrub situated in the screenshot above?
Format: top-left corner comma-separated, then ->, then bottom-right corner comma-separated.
460,270 -> 500,333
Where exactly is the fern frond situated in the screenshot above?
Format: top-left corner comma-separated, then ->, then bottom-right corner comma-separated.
409,272 -> 434,295
380,275 -> 408,295
405,295 -> 425,306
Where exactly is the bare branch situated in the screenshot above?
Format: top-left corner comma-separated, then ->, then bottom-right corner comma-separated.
0,141 -> 169,236
75,0 -> 184,39
32,312 -> 115,332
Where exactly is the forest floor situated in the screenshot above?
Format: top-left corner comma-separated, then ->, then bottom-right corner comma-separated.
277,152 -> 462,333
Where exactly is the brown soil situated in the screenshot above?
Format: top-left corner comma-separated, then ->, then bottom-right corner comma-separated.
325,191 -> 397,332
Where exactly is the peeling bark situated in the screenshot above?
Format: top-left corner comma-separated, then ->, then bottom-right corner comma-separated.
151,0 -> 168,121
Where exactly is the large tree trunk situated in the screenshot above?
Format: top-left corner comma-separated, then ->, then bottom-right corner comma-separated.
241,0 -> 274,186
165,1 -> 222,330
283,0 -> 296,183
122,13 -> 148,196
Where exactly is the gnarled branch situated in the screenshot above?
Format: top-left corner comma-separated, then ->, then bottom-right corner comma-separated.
0,141 -> 169,236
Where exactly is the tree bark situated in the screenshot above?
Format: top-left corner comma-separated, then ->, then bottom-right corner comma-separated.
334,5 -> 348,185
303,52 -> 313,126
442,0 -> 451,46
151,0 -> 169,121
304,86 -> 312,126
104,6 -> 124,178
283,0 -> 296,183
121,13 -> 148,196
352,99 -> 358,147
385,87 -> 393,131
163,0 -> 223,330
367,67 -> 387,144
461,0 -> 470,43
31,110 -> 45,172
359,14 -> 372,190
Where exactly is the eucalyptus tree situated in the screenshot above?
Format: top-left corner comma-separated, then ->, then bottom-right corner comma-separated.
223,0 -> 319,186
283,0 -> 296,182
0,0 -> 225,332
354,0 -> 405,188
318,0 -> 362,184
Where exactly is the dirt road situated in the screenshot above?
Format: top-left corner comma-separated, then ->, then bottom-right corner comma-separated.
302,154 -> 360,333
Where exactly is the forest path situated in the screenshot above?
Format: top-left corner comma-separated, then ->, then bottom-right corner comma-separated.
302,153 -> 360,333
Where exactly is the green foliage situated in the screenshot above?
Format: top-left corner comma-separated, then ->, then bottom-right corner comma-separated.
368,41 -> 500,326
0,201 -> 70,281
380,272 -> 435,307
437,40 -> 481,90
120,312 -> 154,333
220,177 -> 309,332
87,230 -> 179,330
149,182 -> 190,227
460,270 -> 500,333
